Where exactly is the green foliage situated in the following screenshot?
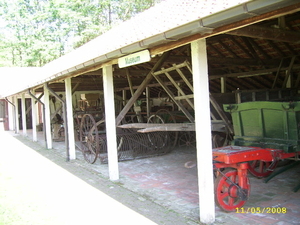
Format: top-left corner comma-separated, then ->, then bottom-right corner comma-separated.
0,0 -> 162,67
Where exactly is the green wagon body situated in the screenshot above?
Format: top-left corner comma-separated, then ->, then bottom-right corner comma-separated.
223,101 -> 300,153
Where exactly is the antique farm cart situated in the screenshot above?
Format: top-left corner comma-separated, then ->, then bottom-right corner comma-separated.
78,110 -> 176,164
73,94 -> 171,163
213,101 -> 300,211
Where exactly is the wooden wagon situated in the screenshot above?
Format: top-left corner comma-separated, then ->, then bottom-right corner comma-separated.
213,101 -> 300,211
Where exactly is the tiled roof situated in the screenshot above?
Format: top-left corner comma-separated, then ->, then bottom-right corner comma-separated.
6,0 -> 299,97
42,0 -> 250,79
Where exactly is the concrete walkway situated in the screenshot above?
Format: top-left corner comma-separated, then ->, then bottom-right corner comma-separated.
0,125 -> 156,225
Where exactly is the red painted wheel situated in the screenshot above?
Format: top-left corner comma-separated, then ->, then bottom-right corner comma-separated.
215,168 -> 250,212
248,160 -> 278,178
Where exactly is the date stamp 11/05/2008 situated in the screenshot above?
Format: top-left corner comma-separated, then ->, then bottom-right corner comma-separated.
236,207 -> 287,214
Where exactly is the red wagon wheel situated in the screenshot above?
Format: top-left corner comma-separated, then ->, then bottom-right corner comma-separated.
248,160 -> 278,178
214,168 -> 250,212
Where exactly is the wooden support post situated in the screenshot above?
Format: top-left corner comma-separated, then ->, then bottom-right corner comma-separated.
6,97 -> 14,131
221,77 -> 226,93
272,59 -> 284,89
177,83 -> 181,112
65,77 -> 76,160
235,89 -> 242,103
146,87 -> 150,118
295,72 -> 300,88
282,56 -> 296,88
14,96 -> 19,134
31,90 -> 37,142
103,65 -> 119,181
191,39 -> 215,224
126,68 -> 142,122
44,84 -> 52,149
21,93 -> 27,136
286,69 -> 292,88
122,90 -> 126,107
71,82 -> 80,95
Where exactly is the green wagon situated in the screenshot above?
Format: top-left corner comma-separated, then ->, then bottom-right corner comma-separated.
213,101 -> 300,212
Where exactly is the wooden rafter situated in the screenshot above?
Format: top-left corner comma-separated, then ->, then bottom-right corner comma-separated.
210,65 -> 300,80
247,38 -> 271,59
227,25 -> 300,43
229,36 -> 254,59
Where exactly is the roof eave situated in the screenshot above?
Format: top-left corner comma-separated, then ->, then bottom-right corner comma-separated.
4,0 -> 300,97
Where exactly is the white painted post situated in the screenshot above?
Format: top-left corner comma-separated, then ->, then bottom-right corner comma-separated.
14,96 -> 20,134
44,84 -> 52,149
103,65 -> 119,181
65,77 -> 76,160
31,90 -> 37,142
21,93 -> 27,136
191,39 -> 215,224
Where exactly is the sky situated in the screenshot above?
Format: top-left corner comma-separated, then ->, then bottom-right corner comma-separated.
0,67 -> 43,97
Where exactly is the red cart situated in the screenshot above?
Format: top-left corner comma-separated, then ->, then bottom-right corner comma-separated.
213,101 -> 300,211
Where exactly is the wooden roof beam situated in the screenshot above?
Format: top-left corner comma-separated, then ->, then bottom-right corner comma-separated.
227,25 -> 300,43
208,57 -> 281,66
267,40 -> 286,57
247,38 -> 271,59
242,37 -> 260,59
210,64 -> 300,80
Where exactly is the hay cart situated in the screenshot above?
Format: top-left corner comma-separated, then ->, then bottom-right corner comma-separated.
78,109 -> 179,164
213,101 -> 300,211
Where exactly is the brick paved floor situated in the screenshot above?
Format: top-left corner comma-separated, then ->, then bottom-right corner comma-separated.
14,129 -> 300,224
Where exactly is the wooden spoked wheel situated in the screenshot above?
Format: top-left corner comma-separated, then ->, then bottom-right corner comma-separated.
80,114 -> 100,164
147,114 -> 168,149
214,168 -> 250,212
148,109 -> 178,148
212,132 -> 227,148
178,131 -> 196,148
248,160 -> 278,178
90,119 -> 125,163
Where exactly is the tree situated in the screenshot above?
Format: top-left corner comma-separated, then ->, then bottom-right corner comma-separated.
0,0 -> 162,67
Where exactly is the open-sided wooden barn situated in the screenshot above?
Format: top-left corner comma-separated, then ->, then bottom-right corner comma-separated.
1,0 -> 300,223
